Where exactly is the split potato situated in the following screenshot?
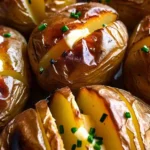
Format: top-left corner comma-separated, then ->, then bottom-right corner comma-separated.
123,15 -> 150,104
0,100 -> 65,150
0,0 -> 76,36
0,26 -> 30,130
87,0 -> 150,31
28,2 -> 128,92
1,85 -> 150,150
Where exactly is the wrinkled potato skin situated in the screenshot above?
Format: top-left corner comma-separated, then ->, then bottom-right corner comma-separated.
84,85 -> 150,150
83,0 -> 150,31
0,0 -> 76,36
0,0 -> 35,37
0,109 -> 46,150
123,16 -> 150,104
0,26 -> 30,130
28,2 -> 128,92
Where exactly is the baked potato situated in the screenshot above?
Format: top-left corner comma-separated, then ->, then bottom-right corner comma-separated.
123,15 -> 150,104
0,26 -> 30,130
1,85 -> 150,150
28,2 -> 128,92
0,0 -> 76,36
85,0 -> 150,31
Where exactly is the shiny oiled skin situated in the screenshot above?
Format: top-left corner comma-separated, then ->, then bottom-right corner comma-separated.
124,16 -> 150,104
0,109 -> 46,150
0,0 -> 34,36
28,2 -> 128,92
85,0 -> 150,31
0,26 -> 30,130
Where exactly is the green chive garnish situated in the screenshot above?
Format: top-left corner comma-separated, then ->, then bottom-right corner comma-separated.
59,125 -> 64,134
71,127 -> 78,133
124,112 -> 131,119
96,139 -> 103,145
38,23 -> 47,31
70,12 -> 76,18
28,0 -> 31,4
141,45 -> 149,53
77,140 -> 82,147
89,128 -> 95,136
102,24 -> 107,27
100,113 -> 108,122
72,144 -> 76,150
61,25 -> 69,32
94,143 -> 101,150
106,0 -> 111,3
76,11 -> 82,17
87,135 -> 94,143
39,67 -> 44,74
3,33 -> 11,38
50,59 -> 57,65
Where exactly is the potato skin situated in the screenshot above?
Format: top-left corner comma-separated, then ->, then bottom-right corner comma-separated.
28,2 -> 128,92
123,16 -> 150,104
82,85 -> 150,150
0,0 -> 76,36
83,0 -> 150,31
0,0 -> 35,37
0,26 -> 30,130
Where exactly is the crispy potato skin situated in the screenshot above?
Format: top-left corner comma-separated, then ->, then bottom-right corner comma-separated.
81,85 -> 150,150
123,16 -> 150,104
0,109 -> 46,150
84,0 -> 150,31
0,26 -> 30,130
0,0 -> 76,36
28,2 -> 128,92
0,0 -> 35,37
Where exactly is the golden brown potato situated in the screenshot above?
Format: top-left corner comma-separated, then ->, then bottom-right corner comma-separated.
86,0 -> 150,31
0,101 -> 65,150
28,2 -> 128,92
0,0 -> 76,36
1,85 -> 150,149
123,15 -> 150,104
0,26 -> 30,130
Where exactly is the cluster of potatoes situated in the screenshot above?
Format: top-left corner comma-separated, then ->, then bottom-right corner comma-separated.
0,0 -> 150,150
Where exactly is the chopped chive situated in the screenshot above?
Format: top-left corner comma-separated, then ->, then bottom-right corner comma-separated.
50,59 -> 57,65
61,25 -> 69,32
100,113 -> 108,123
72,144 -> 76,150
96,139 -> 103,145
141,45 -> 149,53
124,112 -> 131,119
3,33 -> 11,38
77,140 -> 82,147
94,137 -> 103,141
102,24 -> 107,27
106,0 -> 111,3
61,51 -> 67,57
59,125 -> 64,134
94,143 -> 101,150
87,135 -> 94,143
71,127 -> 78,133
38,23 -> 47,31
76,11 -> 82,17
70,12 -> 76,18
39,67 -> 44,74
89,128 -> 96,136
28,0 -> 31,4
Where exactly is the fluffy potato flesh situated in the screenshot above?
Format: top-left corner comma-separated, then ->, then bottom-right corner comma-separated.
35,100 -> 64,150
24,0 -> 46,24
77,88 -> 123,150
49,88 -> 105,150
39,12 -> 117,69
